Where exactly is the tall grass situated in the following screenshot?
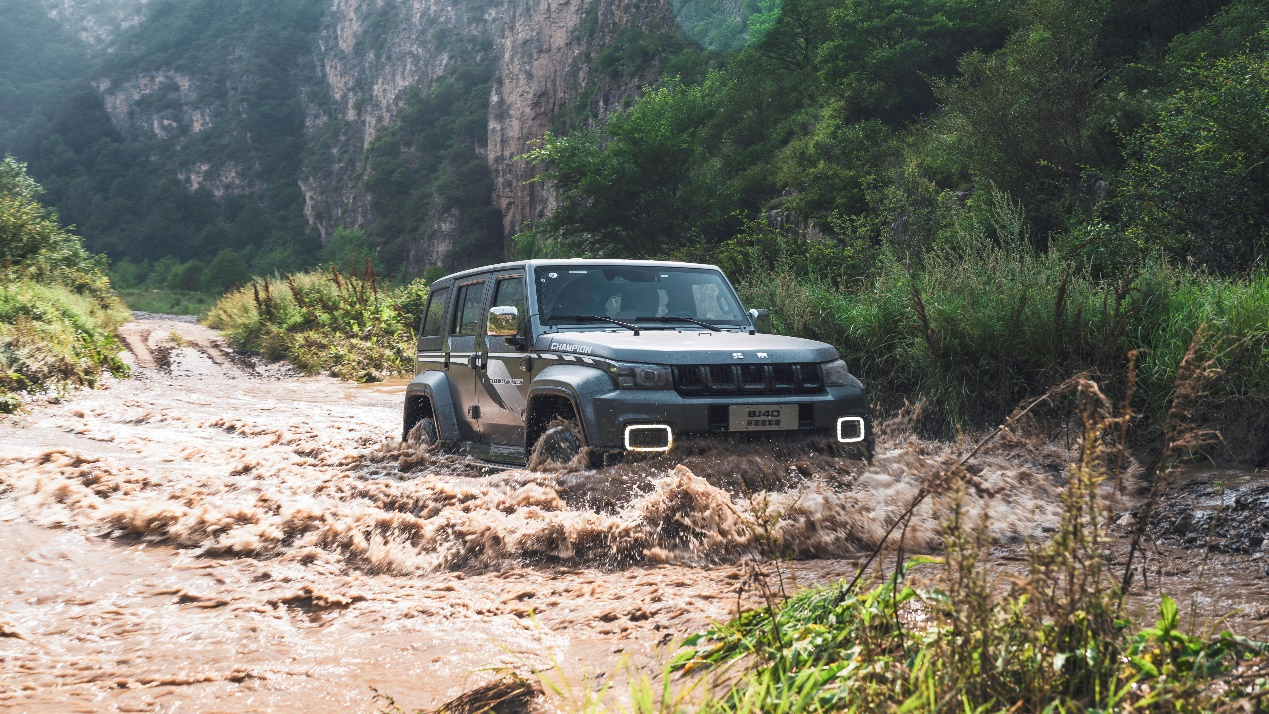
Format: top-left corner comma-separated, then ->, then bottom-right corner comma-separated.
118,289 -> 218,316
205,265 -> 428,382
738,242 -> 1269,438
1,156 -> 130,412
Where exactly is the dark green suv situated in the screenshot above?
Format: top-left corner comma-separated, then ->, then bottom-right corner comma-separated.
403,260 -> 871,465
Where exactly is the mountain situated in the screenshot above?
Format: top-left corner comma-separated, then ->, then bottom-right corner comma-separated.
0,0 -> 719,276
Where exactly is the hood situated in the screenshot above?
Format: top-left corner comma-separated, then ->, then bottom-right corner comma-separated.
534,329 -> 839,365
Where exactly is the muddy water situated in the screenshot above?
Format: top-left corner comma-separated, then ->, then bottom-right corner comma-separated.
2,316 -> 1266,711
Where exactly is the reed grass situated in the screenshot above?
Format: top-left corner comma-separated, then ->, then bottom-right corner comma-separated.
642,342 -> 1267,712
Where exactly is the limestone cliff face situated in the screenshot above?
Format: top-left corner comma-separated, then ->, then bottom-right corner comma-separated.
489,0 -> 670,249
41,0 -> 150,50
300,0 -> 501,244
302,0 -> 673,264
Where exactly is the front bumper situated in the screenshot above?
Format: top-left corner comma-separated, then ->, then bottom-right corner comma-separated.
585,385 -> 870,449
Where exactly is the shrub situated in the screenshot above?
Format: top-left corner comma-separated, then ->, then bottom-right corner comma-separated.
205,266 -> 425,382
669,370 -> 1268,712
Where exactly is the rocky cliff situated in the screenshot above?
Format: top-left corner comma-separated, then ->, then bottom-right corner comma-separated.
300,0 -> 674,268
41,0 -> 150,50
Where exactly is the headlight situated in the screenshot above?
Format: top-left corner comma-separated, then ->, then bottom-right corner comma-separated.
820,359 -> 854,387
609,362 -> 673,389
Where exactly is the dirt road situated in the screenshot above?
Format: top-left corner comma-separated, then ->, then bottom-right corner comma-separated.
2,315 -> 1266,712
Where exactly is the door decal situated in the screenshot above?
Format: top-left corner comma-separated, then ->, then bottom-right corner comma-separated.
483,358 -> 528,417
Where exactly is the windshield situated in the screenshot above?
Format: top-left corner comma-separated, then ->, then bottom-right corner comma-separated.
534,265 -> 748,328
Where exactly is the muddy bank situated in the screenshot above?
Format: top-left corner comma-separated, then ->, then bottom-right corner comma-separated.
2,316 -> 1266,711
1138,468 -> 1269,553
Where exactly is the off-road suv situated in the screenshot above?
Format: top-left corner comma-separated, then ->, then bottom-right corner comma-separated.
402,260 -> 872,465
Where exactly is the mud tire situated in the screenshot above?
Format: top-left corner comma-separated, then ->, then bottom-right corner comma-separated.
406,417 -> 439,449
528,420 -> 585,471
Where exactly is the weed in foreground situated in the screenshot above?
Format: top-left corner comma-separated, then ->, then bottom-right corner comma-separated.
661,338 -> 1267,712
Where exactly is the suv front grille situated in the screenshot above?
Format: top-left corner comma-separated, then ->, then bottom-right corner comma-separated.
672,363 -> 825,396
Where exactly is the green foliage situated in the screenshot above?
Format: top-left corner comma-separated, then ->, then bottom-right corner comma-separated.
117,289 -> 216,316
0,0 -> 90,145
0,156 -> 112,299
319,228 -> 380,276
817,0 -> 1011,123
933,0 -> 1110,236
0,155 -> 129,411
521,76 -> 729,258
166,260 -> 204,292
672,574 -> 1264,711
1119,34 -> 1269,272
670,0 -> 789,51
735,192 -> 1269,430
205,267 -> 426,382
199,248 -> 248,294
2,0 -> 326,278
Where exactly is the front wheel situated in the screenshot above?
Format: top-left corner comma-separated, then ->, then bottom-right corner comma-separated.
528,420 -> 585,471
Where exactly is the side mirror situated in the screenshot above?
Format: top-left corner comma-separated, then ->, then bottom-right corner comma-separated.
488,306 -> 519,337
748,308 -> 772,334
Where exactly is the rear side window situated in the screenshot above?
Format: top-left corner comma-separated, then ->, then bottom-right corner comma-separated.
451,281 -> 485,336
420,287 -> 449,337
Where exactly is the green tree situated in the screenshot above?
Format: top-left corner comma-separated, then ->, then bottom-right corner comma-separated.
522,76 -> 726,258
200,248 -> 248,294
0,155 -> 109,297
1119,35 -> 1269,272
817,0 -> 1011,124
165,260 -> 205,292
319,227 -> 380,275
934,0 -> 1110,237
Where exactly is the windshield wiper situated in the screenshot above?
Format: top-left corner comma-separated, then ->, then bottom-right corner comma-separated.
633,315 -> 720,331
550,315 -> 642,335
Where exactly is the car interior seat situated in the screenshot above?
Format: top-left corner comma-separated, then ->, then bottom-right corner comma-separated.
615,281 -> 661,320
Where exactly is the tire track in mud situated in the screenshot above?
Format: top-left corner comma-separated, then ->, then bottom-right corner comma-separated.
10,315 -> 1259,711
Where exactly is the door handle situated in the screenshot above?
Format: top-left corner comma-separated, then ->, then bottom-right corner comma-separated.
467,354 -> 478,369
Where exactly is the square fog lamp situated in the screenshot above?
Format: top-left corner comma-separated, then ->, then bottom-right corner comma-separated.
624,424 -> 673,452
837,416 -> 866,443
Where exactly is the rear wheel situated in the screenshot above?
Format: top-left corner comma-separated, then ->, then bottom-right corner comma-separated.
406,417 -> 439,448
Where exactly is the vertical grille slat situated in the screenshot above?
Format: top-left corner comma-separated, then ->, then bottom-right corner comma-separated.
672,363 -> 825,397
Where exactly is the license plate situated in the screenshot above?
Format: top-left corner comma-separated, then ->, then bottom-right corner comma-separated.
729,404 -> 799,431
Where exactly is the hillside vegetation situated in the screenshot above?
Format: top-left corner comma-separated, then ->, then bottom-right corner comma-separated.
0,156 -> 129,412
524,0 -> 1269,444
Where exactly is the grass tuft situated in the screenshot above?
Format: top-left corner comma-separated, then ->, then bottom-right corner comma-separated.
205,264 -> 428,382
